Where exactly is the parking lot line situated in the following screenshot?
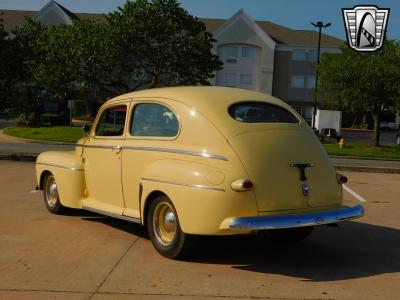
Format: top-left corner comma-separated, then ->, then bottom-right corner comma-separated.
343,184 -> 367,203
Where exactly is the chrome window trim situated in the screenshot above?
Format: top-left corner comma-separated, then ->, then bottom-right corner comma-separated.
83,206 -> 141,224
141,177 -> 225,192
36,162 -> 83,171
91,137 -> 126,140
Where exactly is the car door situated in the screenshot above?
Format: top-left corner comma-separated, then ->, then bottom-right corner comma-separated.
82,102 -> 129,215
122,100 -> 181,219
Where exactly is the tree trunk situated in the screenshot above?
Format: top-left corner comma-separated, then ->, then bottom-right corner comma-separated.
371,112 -> 380,147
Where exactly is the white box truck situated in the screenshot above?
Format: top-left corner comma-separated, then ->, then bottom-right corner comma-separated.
315,109 -> 342,138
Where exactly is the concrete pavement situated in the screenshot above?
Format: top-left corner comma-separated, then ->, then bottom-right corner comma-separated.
0,119 -> 15,130
0,161 -> 399,299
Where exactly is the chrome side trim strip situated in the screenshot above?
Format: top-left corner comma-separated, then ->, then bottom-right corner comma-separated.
76,144 -> 228,161
141,177 -> 225,192
123,146 -> 228,161
223,204 -> 364,230
36,162 -> 83,171
83,206 -> 141,224
82,145 -> 116,149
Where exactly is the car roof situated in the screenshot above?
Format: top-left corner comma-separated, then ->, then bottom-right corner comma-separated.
107,86 -> 300,138
109,86 -> 289,109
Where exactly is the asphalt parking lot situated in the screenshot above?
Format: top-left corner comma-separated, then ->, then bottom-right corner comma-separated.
0,161 -> 399,300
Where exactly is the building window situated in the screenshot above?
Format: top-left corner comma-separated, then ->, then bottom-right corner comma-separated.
304,106 -> 314,119
308,49 -> 318,62
226,46 -> 238,58
224,72 -> 236,87
240,73 -> 253,85
306,76 -> 316,89
291,76 -> 305,88
292,49 -> 306,61
242,47 -> 254,57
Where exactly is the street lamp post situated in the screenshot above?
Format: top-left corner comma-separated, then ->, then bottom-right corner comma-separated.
311,21 -> 331,130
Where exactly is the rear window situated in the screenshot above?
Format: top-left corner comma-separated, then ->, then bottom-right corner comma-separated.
228,102 -> 299,123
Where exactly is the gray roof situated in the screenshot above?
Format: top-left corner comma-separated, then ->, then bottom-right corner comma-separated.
0,9 -> 342,47
201,18 -> 342,47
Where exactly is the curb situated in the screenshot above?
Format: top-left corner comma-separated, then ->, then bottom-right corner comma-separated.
0,153 -> 37,162
341,128 -> 373,132
334,165 -> 400,174
329,155 -> 400,162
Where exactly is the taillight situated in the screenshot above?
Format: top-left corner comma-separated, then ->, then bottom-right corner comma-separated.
231,179 -> 253,192
336,174 -> 348,184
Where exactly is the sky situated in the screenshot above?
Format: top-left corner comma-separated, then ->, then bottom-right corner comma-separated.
0,0 -> 399,40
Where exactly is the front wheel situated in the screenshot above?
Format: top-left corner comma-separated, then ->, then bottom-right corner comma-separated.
147,195 -> 193,259
43,173 -> 66,214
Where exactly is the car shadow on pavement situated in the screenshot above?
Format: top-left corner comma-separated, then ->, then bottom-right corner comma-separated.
82,215 -> 148,238
80,216 -> 399,282
189,222 -> 400,282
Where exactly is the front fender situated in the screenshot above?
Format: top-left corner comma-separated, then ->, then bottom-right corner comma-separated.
36,151 -> 85,208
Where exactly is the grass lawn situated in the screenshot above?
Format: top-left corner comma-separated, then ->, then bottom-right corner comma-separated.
3,127 -> 83,143
323,142 -> 400,160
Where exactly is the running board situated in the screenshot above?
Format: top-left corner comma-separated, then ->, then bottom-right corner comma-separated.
83,206 -> 141,224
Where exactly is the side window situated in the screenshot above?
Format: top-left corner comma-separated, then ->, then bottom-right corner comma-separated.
95,105 -> 127,136
131,103 -> 179,137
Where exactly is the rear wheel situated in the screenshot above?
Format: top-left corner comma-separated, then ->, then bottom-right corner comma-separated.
268,226 -> 313,243
147,195 -> 193,259
43,173 -> 66,214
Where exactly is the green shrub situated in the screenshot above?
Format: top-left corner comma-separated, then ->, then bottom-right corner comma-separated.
16,114 -> 29,127
40,113 -> 60,126
15,112 -> 36,127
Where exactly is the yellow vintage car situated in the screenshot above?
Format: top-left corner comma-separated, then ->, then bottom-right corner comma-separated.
35,86 -> 364,258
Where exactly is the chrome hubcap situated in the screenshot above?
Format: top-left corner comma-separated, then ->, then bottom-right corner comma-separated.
45,176 -> 58,207
153,202 -> 177,246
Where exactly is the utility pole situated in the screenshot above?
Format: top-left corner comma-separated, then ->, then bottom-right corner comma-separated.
311,21 -> 331,130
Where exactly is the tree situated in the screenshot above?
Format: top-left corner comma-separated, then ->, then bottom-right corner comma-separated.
67,20 -> 126,94
6,0 -> 222,117
0,14 -> 7,109
107,0 -> 222,90
317,40 -> 400,147
0,14 -> 34,113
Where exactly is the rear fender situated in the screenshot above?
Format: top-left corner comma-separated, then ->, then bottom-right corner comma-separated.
140,159 -> 257,235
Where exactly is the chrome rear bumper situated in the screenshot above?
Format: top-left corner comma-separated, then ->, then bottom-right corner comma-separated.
220,205 -> 364,230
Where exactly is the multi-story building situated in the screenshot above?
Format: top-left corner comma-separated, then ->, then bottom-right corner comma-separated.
1,1 -> 342,121
203,10 -> 342,121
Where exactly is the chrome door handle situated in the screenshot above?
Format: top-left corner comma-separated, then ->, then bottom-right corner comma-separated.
113,145 -> 122,153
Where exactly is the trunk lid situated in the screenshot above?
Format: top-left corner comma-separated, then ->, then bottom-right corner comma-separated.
228,125 -> 340,212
